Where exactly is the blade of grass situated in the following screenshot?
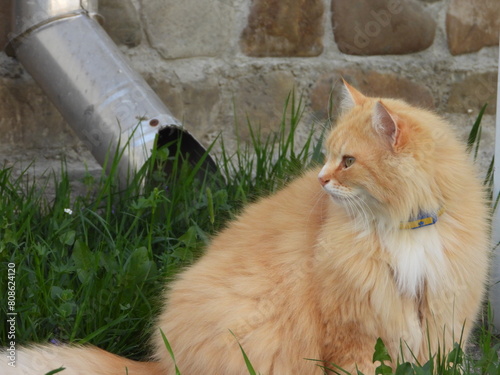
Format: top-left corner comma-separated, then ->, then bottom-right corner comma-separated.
466,103 -> 487,158
160,329 -> 182,375
229,330 -> 258,375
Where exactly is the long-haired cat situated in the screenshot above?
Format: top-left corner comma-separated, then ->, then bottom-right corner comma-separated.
3,81 -> 490,374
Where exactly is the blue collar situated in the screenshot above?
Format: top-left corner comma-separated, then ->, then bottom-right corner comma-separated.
399,208 -> 445,230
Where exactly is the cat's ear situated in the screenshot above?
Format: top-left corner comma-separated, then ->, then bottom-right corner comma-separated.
372,101 -> 407,151
340,79 -> 366,112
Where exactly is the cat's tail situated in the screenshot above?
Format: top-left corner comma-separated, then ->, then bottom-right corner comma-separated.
1,345 -> 164,375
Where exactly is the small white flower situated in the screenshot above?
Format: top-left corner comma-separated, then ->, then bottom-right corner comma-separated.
64,208 -> 73,215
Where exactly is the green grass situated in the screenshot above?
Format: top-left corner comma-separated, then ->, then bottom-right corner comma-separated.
0,94 -> 498,374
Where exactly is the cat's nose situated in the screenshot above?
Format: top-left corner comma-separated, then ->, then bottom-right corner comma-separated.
318,175 -> 330,187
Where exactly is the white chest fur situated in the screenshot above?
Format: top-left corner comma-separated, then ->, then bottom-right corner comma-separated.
380,226 -> 445,297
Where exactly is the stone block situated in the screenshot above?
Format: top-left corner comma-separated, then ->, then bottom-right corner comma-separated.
0,77 -> 76,148
99,0 -> 142,47
446,72 -> 497,115
147,75 -> 222,144
0,1 -> 11,51
446,0 -> 500,55
140,0 -> 233,59
230,71 -> 296,142
331,0 -> 436,55
311,70 -> 435,120
0,146 -> 102,202
240,0 -> 324,57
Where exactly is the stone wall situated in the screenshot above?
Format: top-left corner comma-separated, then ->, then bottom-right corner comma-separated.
0,0 -> 498,186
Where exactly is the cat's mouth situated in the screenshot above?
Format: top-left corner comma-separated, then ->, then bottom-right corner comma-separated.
321,184 -> 351,200
324,188 -> 351,202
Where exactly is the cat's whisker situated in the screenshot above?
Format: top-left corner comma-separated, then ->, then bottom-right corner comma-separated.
343,196 -> 359,226
308,189 -> 327,222
345,197 -> 366,233
338,193 -> 368,233
357,196 -> 375,226
349,196 -> 370,233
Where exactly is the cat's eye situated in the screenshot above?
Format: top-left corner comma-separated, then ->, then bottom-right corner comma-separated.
342,156 -> 356,169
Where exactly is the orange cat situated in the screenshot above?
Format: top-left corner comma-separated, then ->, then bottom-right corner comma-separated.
3,82 -> 490,374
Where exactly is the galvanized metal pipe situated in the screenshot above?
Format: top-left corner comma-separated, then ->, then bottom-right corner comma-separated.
6,0 -> 215,185
10,0 -> 99,36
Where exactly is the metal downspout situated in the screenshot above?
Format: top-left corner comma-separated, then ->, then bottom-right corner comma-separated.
6,0 -> 216,185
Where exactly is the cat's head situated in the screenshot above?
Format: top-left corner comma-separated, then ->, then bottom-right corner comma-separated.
319,81 -> 444,225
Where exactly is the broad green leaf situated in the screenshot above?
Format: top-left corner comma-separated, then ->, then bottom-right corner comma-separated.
59,230 -> 76,246
123,247 -> 156,285
72,240 -> 95,283
373,338 -> 392,364
395,362 -> 413,375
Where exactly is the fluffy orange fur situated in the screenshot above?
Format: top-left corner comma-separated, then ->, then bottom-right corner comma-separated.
2,83 -> 490,374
